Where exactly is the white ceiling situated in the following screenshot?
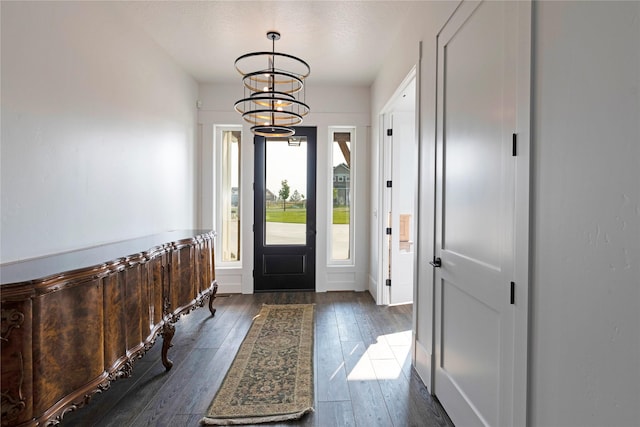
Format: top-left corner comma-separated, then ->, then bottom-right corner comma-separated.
112,1 -> 426,86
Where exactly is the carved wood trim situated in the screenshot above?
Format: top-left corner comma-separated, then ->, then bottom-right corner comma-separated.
1,309 -> 26,425
0,351 -> 25,424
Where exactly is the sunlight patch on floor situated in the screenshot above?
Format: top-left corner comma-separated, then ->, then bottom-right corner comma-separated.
347,330 -> 411,381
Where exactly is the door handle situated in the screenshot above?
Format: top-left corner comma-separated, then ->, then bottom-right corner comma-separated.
429,257 -> 442,268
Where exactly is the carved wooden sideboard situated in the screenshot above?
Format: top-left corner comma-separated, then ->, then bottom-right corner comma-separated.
0,230 -> 218,426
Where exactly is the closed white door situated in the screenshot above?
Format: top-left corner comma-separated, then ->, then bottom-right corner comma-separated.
389,111 -> 417,305
434,1 -> 529,426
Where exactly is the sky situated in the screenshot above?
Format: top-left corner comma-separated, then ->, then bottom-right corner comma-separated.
266,140 -> 307,197
264,138 -> 349,199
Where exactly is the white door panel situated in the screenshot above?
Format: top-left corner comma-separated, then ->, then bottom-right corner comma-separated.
441,252 -> 504,308
434,1 -> 528,426
443,0 -> 512,270
390,111 -> 416,305
442,278 -> 500,425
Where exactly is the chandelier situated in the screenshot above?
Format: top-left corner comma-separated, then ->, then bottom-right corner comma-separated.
234,31 -> 310,137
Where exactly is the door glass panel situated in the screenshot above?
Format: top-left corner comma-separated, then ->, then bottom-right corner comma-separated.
265,138 -> 307,245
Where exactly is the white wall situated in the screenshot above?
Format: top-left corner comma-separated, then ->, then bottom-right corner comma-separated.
529,2 -> 640,426
198,83 -> 370,294
1,2 -> 199,263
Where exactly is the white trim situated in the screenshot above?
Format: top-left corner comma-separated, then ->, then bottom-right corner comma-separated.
214,268 -> 243,294
377,66 -> 418,306
412,41 -> 423,375
380,66 -> 418,114
213,125 -> 243,269
327,126 -> 357,267
513,1 -> 532,424
376,113 -> 388,305
414,336 -> 432,392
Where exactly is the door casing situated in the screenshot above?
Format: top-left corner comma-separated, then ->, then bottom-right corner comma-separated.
377,68 -> 418,306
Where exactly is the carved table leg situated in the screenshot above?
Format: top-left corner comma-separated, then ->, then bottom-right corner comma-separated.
161,322 -> 175,371
208,284 -> 218,316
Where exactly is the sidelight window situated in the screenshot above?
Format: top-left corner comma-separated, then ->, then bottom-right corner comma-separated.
329,127 -> 355,263
216,127 -> 241,264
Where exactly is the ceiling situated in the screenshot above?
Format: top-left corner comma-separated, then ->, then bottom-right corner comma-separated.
112,1 -> 426,86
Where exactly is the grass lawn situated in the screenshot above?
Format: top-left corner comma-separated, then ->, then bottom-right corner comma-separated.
332,207 -> 350,224
266,206 -> 349,224
266,208 -> 307,224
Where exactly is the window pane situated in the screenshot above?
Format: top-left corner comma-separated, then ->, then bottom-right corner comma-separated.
265,138 -> 307,245
221,130 -> 240,262
332,131 -> 352,260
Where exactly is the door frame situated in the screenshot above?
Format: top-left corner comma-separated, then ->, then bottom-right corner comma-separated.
253,126 -> 317,292
376,67 -> 419,306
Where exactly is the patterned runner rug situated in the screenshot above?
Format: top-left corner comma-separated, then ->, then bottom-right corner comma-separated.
201,304 -> 314,425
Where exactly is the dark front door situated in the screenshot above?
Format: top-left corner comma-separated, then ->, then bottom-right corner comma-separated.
254,126 -> 316,292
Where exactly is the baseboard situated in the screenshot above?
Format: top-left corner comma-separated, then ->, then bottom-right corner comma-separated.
214,270 -> 243,294
325,282 -> 357,292
414,338 -> 433,393
368,274 -> 379,303
217,283 -> 242,294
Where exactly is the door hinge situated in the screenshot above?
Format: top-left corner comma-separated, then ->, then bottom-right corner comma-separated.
386,279 -> 391,287
512,133 -> 517,156
252,224 -> 255,232
510,281 -> 515,304
386,227 -> 392,235
387,129 -> 393,136
386,180 -> 392,188
252,270 -> 255,278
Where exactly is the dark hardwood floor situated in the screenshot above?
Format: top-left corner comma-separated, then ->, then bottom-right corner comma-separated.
63,291 -> 453,427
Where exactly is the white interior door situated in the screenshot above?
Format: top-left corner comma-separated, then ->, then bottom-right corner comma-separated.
389,111 -> 417,305
433,1 -> 529,426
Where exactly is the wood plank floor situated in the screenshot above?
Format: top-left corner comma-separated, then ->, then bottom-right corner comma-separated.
63,292 -> 453,427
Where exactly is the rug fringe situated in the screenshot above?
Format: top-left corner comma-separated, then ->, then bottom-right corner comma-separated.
200,407 -> 314,425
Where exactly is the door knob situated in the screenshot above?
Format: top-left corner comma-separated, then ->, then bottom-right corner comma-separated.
429,257 -> 442,268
